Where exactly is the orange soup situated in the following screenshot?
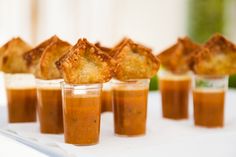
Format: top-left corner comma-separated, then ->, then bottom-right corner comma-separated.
193,89 -> 225,127
37,88 -> 63,133
101,90 -> 112,112
63,95 -> 101,145
7,88 -> 37,123
159,77 -> 191,119
113,88 -> 148,136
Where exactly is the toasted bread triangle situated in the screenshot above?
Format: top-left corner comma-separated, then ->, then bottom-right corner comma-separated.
0,37 -> 32,73
192,34 -> 236,75
112,38 -> 160,80
56,38 -> 115,84
110,38 -> 129,57
95,42 -> 111,53
36,38 -> 71,79
23,35 -> 59,74
157,37 -> 200,74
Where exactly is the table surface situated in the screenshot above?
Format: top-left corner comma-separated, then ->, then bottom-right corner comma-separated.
0,84 -> 236,157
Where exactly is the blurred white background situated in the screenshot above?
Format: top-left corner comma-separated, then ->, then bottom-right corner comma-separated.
1,0 -> 236,101
0,0 -> 204,106
0,0 -> 185,107
0,0 -> 188,53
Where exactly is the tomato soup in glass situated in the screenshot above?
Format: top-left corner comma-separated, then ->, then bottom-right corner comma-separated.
61,82 -> 102,145
112,79 -> 149,136
101,81 -> 112,112
193,75 -> 228,128
159,71 -> 191,119
5,73 -> 37,123
36,79 -> 64,134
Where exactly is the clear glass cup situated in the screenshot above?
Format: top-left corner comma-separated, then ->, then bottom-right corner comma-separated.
101,81 -> 112,112
193,75 -> 228,128
4,73 -> 37,123
61,82 -> 102,145
158,70 -> 191,119
112,79 -> 149,136
36,79 -> 64,134
0,71 -> 6,105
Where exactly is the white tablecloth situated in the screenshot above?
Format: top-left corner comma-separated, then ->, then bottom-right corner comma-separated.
0,87 -> 236,157
0,133 -> 48,157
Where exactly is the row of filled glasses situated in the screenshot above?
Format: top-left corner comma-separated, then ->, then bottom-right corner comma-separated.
158,70 -> 227,127
4,73 -> 149,145
4,70 -> 228,145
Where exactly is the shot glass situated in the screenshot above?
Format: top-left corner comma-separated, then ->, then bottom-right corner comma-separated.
112,79 -> 149,136
36,79 -> 64,134
101,81 -> 112,112
4,73 -> 37,123
61,82 -> 102,145
193,75 -> 228,128
158,70 -> 191,119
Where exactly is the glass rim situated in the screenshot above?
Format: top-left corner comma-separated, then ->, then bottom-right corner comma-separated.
102,81 -> 112,90
158,68 -> 192,75
111,78 -> 150,84
158,69 -> 192,80
193,74 -> 228,90
36,79 -> 63,89
4,73 -> 34,76
61,81 -> 102,90
36,78 -> 64,83
4,73 -> 36,89
194,74 -> 229,79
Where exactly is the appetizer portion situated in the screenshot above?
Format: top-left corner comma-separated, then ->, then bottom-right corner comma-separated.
37,38 -> 71,79
157,37 -> 197,120
24,35 -> 71,79
112,38 -> 159,136
57,38 -> 114,145
113,38 -> 160,80
56,38 -> 115,84
190,34 -> 236,128
29,36 -> 71,134
190,34 -> 236,75
157,37 -> 199,74
0,37 -> 37,123
0,37 -> 32,73
24,35 -> 58,74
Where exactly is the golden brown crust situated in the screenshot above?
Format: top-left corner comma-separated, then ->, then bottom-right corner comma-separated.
191,34 -> 236,75
110,38 -> 129,57
0,37 -> 32,73
95,42 -> 111,53
94,42 -> 118,58
36,38 -> 71,79
23,35 -> 59,74
56,38 -> 115,84
113,38 -> 160,80
157,37 -> 200,74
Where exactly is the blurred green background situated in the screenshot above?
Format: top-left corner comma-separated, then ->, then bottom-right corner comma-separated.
149,0 -> 236,90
